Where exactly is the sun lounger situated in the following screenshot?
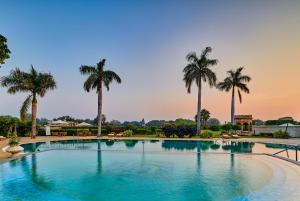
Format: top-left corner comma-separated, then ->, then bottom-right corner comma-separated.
116,133 -> 123,137
52,132 -> 59,136
108,133 -> 115,137
222,134 -> 230,139
0,136 -> 6,141
232,134 -> 240,139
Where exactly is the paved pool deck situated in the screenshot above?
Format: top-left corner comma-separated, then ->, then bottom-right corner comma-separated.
1,136 -> 300,161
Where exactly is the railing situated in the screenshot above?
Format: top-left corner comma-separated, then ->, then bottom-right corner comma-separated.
273,144 -> 300,161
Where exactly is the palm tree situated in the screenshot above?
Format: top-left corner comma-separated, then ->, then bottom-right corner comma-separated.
183,47 -> 218,135
79,59 -> 121,137
194,109 -> 211,128
1,66 -> 56,138
217,67 -> 251,125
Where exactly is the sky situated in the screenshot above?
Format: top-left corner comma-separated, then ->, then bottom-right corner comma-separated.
0,0 -> 300,122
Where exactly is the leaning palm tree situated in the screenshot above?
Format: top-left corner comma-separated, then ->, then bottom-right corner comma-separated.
217,67 -> 251,125
79,59 -> 121,137
183,47 -> 218,135
1,66 -> 56,138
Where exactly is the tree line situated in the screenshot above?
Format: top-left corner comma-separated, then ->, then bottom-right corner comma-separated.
1,34 -> 252,138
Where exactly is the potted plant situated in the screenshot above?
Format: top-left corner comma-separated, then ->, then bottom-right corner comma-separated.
6,129 -> 24,154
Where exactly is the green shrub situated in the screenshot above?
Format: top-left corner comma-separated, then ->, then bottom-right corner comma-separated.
259,132 -> 273,138
126,124 -> 138,132
8,130 -> 19,146
208,125 -> 221,131
273,130 -> 289,138
135,128 -> 151,135
221,124 -> 231,131
123,130 -> 133,137
200,130 -> 214,138
212,132 -> 222,138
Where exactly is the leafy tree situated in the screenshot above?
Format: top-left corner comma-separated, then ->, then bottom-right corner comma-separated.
110,120 -> 122,127
183,47 -> 218,135
217,67 -> 251,124
79,59 -> 121,137
174,118 -> 195,126
207,118 -> 220,126
146,120 -> 165,128
1,66 -> 56,138
253,119 -> 264,126
0,34 -> 10,67
93,114 -> 106,125
265,117 -> 296,125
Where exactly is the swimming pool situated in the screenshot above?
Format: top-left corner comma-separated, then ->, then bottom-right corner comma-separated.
1,140 -> 300,201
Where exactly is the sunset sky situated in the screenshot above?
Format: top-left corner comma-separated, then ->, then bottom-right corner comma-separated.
0,0 -> 299,122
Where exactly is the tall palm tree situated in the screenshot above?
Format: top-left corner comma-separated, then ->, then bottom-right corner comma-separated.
1,66 -> 56,138
79,59 -> 121,137
183,47 -> 218,135
217,67 -> 251,125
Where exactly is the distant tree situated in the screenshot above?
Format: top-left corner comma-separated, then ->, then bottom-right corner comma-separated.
93,114 -> 106,125
0,34 -> 10,67
110,120 -> 122,127
123,121 -> 141,127
265,117 -> 296,125
278,117 -> 294,121
217,67 -> 251,125
206,118 -> 220,126
174,118 -> 195,126
140,118 -> 145,127
146,120 -> 165,128
253,119 -> 264,126
54,115 -> 75,121
80,59 -> 121,137
183,47 -> 218,135
1,66 -> 56,138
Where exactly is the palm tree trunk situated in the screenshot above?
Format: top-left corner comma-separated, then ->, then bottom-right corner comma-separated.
231,87 -> 235,125
196,81 -> 202,136
31,96 -> 37,139
97,84 -> 102,137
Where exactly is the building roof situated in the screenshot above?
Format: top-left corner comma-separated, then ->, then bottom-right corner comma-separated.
279,123 -> 299,127
76,122 -> 93,127
51,120 -> 69,125
234,115 -> 253,119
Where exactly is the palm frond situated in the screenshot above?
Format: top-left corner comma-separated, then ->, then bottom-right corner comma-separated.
238,89 -> 242,103
102,70 -> 122,91
83,74 -> 98,92
1,68 -> 30,94
79,65 -> 97,75
237,83 -> 250,93
20,95 -> 32,122
36,72 -> 57,97
239,75 -> 251,83
186,52 -> 198,63
201,47 -> 212,58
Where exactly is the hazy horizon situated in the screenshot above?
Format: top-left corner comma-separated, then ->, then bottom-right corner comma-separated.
1,0 -> 300,122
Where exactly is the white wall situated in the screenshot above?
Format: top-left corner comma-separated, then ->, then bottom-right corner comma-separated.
253,125 -> 300,137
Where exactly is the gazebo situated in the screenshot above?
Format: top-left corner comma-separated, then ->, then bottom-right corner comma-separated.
234,115 -> 253,131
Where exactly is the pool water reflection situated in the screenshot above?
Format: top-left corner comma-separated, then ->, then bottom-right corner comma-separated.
1,140 -> 277,201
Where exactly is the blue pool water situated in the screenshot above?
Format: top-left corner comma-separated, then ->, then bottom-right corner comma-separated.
0,140 -> 275,201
